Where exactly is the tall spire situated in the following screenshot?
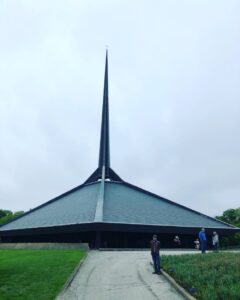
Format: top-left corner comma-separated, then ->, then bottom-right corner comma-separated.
98,50 -> 110,169
84,51 -> 122,184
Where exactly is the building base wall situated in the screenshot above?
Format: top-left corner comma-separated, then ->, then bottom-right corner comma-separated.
0,231 -> 214,249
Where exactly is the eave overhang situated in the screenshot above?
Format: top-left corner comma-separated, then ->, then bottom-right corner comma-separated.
1,221 -> 239,237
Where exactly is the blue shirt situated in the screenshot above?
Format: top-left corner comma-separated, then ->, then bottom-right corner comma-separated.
199,231 -> 207,241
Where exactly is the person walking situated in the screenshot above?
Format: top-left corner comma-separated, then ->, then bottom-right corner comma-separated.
199,228 -> 207,254
212,231 -> 219,252
150,234 -> 162,275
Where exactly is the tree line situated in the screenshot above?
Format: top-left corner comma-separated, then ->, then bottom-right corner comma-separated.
216,208 -> 240,246
0,210 -> 24,226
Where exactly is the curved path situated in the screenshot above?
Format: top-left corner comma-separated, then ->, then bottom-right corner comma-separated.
58,251 -> 186,300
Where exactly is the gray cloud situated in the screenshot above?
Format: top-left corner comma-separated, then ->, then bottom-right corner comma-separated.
0,0 -> 240,217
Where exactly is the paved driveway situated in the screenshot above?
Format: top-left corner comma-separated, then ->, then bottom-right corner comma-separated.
58,251 -> 187,300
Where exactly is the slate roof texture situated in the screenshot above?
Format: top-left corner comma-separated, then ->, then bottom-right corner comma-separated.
0,182 -> 99,231
0,180 -> 235,232
103,182 -> 232,228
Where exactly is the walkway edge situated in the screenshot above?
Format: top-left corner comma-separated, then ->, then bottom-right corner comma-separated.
161,270 -> 196,300
55,253 -> 88,300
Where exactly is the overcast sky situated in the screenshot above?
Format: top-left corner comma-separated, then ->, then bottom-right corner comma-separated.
0,0 -> 240,217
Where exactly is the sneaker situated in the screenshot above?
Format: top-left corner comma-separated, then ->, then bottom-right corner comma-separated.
152,271 -> 157,274
157,271 -> 162,275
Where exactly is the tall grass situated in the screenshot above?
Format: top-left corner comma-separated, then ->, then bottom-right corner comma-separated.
161,252 -> 240,300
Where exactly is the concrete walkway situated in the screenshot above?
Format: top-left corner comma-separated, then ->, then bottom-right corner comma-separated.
57,251 -> 188,300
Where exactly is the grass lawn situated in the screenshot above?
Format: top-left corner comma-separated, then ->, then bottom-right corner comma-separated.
161,252 -> 240,300
0,249 -> 86,300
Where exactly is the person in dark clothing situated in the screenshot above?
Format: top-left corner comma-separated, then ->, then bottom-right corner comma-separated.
150,234 -> 161,275
199,228 -> 207,254
173,235 -> 181,247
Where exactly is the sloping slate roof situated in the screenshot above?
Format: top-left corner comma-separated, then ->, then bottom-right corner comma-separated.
0,182 -> 100,231
0,180 -> 234,232
103,182 -> 233,228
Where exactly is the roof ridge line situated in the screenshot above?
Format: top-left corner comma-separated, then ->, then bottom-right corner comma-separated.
94,166 -> 105,222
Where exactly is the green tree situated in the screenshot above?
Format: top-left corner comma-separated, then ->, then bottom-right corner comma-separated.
0,210 -> 24,226
216,208 -> 240,227
216,208 -> 240,247
0,210 -> 12,219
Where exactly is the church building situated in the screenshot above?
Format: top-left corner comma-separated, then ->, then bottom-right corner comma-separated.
0,52 -> 238,248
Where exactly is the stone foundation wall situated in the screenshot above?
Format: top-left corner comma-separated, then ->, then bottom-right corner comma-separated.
0,242 -> 89,250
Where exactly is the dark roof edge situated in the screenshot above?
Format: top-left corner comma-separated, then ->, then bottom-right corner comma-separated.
101,221 -> 240,230
1,221 -> 239,235
110,181 -> 237,229
2,221 -> 239,233
0,181 -> 100,229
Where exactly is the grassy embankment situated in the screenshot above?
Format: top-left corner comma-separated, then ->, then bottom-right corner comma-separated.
0,249 -> 85,300
162,252 -> 240,300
